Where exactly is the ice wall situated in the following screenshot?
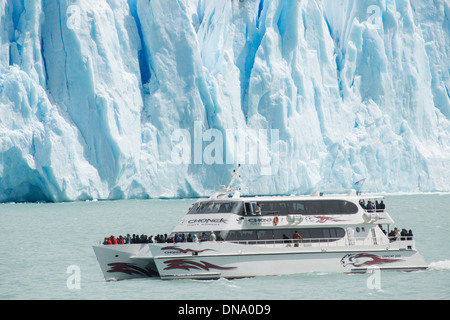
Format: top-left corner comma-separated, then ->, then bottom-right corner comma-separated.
0,0 -> 449,202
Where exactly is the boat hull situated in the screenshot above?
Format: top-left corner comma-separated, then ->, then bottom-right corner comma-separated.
93,244 -> 159,281
93,241 -> 428,281
152,242 -> 427,280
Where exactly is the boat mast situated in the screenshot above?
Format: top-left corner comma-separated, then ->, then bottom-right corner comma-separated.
209,165 -> 241,199
227,164 -> 241,192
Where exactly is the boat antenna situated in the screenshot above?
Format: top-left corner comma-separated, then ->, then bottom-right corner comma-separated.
211,165 -> 241,199
227,164 -> 241,192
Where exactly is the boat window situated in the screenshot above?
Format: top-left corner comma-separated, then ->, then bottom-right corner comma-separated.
168,231 -> 229,242
306,201 -> 322,214
188,201 -> 243,215
256,230 -> 273,240
259,202 -> 279,215
256,200 -> 358,216
342,201 -> 358,214
292,202 -> 306,214
244,202 -> 257,215
309,228 -> 324,239
226,228 -> 346,242
227,230 -> 257,241
168,228 -> 345,243
322,200 -> 341,214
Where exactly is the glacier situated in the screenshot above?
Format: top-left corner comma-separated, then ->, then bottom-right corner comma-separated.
0,0 -> 449,202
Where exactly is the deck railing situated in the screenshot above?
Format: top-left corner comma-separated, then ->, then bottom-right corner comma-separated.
229,236 -> 414,248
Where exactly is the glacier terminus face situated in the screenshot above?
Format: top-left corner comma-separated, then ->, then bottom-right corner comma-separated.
0,0 -> 449,202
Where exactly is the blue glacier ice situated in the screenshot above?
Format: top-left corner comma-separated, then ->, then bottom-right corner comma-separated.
0,0 -> 449,202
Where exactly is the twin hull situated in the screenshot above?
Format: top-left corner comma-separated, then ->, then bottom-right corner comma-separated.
93,241 -> 427,281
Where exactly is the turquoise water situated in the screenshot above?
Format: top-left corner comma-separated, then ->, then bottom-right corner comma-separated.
1,194 -> 449,300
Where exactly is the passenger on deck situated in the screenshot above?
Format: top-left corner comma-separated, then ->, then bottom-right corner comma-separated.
359,200 -> 366,209
293,231 -> 303,247
394,228 -> 400,240
388,230 -> 395,241
111,236 -> 118,245
400,229 -> 408,241
407,229 -> 413,240
389,228 -> 399,242
256,203 -> 261,215
367,201 -> 375,212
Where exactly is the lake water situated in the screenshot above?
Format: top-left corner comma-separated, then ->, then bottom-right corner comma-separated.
1,194 -> 449,300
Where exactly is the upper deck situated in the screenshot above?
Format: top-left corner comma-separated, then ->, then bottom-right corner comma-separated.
171,189 -> 394,238
188,188 -> 388,217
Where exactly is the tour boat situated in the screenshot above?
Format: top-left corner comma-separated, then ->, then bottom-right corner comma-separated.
93,167 -> 428,281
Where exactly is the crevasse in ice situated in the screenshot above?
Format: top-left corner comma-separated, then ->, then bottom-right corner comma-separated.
0,0 -> 449,202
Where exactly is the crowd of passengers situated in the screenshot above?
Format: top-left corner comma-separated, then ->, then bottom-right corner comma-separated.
387,227 -> 414,242
102,228 -> 413,245
103,232 -> 225,245
359,200 -> 385,212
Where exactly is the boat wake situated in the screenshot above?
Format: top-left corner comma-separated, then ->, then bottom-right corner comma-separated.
428,260 -> 450,271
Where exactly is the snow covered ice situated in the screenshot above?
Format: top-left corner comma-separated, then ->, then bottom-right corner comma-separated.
0,0 -> 449,202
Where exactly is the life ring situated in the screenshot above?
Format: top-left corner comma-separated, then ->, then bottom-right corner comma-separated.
273,216 -> 279,226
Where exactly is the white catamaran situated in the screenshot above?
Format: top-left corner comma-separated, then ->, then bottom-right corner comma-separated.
93,167 -> 427,281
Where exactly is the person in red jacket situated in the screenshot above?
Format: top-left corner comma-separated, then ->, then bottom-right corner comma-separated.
111,236 -> 118,245
118,235 -> 124,244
